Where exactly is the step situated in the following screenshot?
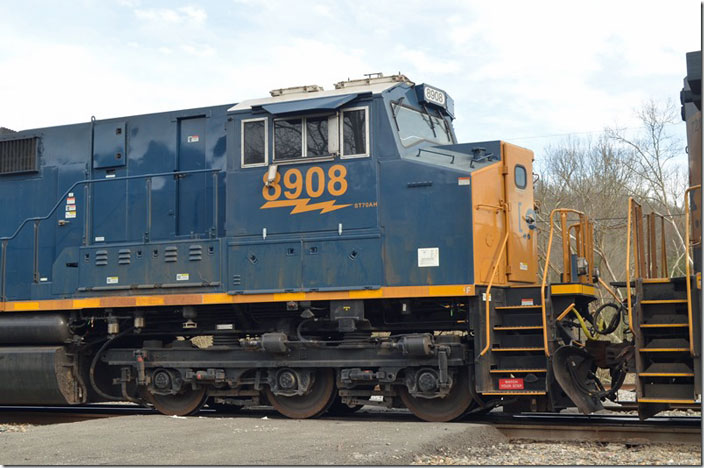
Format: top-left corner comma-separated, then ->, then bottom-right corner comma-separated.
640,323 -> 688,328
641,338 -> 690,353
641,299 -> 688,305
639,372 -> 695,377
495,305 -> 542,311
642,314 -> 690,325
641,383 -> 695,400
489,368 -> 547,374
638,398 -> 697,404
481,390 -> 547,396
491,347 -> 545,352
642,362 -> 694,376
494,355 -> 548,369
493,325 -> 543,331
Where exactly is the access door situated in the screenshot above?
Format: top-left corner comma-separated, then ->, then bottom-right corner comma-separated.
177,117 -> 209,236
503,142 -> 537,283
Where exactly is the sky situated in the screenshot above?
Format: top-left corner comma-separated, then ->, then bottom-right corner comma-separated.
0,0 -> 700,161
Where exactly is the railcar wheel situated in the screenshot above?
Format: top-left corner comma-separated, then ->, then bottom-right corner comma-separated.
265,368 -> 336,419
399,368 -> 472,422
144,386 -> 207,416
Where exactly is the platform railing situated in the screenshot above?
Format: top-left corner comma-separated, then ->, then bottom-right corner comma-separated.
625,197 -> 677,335
541,208 -> 594,356
684,184 -> 701,356
0,168 -> 221,302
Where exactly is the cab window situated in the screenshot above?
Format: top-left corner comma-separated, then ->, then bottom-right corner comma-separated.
341,107 -> 368,157
515,164 -> 527,189
241,118 -> 267,167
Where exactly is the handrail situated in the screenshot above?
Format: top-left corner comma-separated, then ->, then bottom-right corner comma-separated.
684,184 -> 701,356
0,168 -> 222,301
0,168 -> 220,242
625,198 -> 635,334
540,208 -> 589,356
479,231 -> 509,357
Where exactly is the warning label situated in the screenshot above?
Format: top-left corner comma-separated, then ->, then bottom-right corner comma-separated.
498,378 -> 524,390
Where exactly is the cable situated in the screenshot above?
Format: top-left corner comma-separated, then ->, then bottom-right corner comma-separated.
89,327 -> 134,401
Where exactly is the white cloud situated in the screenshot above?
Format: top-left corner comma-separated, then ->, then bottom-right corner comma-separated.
134,6 -> 207,25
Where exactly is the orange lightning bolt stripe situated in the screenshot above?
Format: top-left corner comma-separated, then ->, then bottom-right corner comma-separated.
260,198 -> 352,214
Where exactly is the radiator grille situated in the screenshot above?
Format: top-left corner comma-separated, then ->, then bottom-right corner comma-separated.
0,137 -> 38,174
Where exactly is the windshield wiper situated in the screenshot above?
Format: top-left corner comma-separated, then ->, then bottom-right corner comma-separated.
390,97 -> 405,131
421,103 -> 438,138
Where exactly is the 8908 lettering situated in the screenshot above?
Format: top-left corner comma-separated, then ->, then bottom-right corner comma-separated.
262,165 -> 348,201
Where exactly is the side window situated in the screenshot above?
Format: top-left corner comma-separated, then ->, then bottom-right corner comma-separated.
306,116 -> 328,157
274,118 -> 303,161
341,107 -> 368,158
241,118 -> 267,167
273,115 -> 334,162
515,164 -> 527,189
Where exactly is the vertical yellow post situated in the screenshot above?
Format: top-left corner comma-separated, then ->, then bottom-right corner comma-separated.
561,212 -> 570,282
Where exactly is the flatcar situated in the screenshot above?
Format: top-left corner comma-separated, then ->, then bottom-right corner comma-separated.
0,67 -> 698,421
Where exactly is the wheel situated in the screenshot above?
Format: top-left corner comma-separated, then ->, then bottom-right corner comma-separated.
327,396 -> 364,416
265,368 -> 336,419
144,386 -> 207,416
399,368 -> 473,422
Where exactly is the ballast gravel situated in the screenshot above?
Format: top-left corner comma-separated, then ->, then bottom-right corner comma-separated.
414,441 -> 702,466
0,424 -> 32,433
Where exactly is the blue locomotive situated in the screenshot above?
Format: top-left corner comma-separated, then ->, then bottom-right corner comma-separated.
0,71 -> 697,421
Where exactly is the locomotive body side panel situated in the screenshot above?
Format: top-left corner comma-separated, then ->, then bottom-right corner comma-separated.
0,104 -> 232,301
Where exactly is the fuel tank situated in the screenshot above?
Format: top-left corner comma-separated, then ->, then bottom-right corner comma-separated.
0,313 -> 72,345
0,346 -> 84,404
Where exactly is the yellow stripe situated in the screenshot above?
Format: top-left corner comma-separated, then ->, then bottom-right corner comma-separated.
640,323 -> 688,328
491,347 -> 545,352
641,299 -> 687,304
638,398 -> 696,404
495,305 -> 541,310
8,301 -> 40,311
642,278 -> 672,283
0,284 -> 476,312
550,284 -> 596,296
639,372 -> 694,377
640,348 -> 689,352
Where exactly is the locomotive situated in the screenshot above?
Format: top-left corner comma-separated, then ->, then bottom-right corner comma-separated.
0,65 -> 699,421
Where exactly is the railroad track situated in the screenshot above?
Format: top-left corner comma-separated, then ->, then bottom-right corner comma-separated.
0,404 -> 700,445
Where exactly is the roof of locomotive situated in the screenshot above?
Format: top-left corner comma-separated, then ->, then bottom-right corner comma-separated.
228,74 -> 413,112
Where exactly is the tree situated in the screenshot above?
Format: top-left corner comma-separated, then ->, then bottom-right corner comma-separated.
606,99 -> 688,275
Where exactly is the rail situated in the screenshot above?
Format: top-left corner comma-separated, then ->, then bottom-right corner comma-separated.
541,208 -> 593,356
479,232 -> 509,357
684,184 -> 701,356
625,198 -> 677,335
0,168 -> 221,302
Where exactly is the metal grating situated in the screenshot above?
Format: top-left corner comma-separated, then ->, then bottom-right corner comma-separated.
0,137 -> 38,174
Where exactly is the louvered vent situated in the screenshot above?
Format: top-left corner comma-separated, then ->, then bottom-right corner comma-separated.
164,246 -> 178,263
118,249 -> 131,265
189,244 -> 203,261
0,137 -> 38,174
95,250 -> 108,266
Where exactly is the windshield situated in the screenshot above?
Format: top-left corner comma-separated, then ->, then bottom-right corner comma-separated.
392,103 -> 453,147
